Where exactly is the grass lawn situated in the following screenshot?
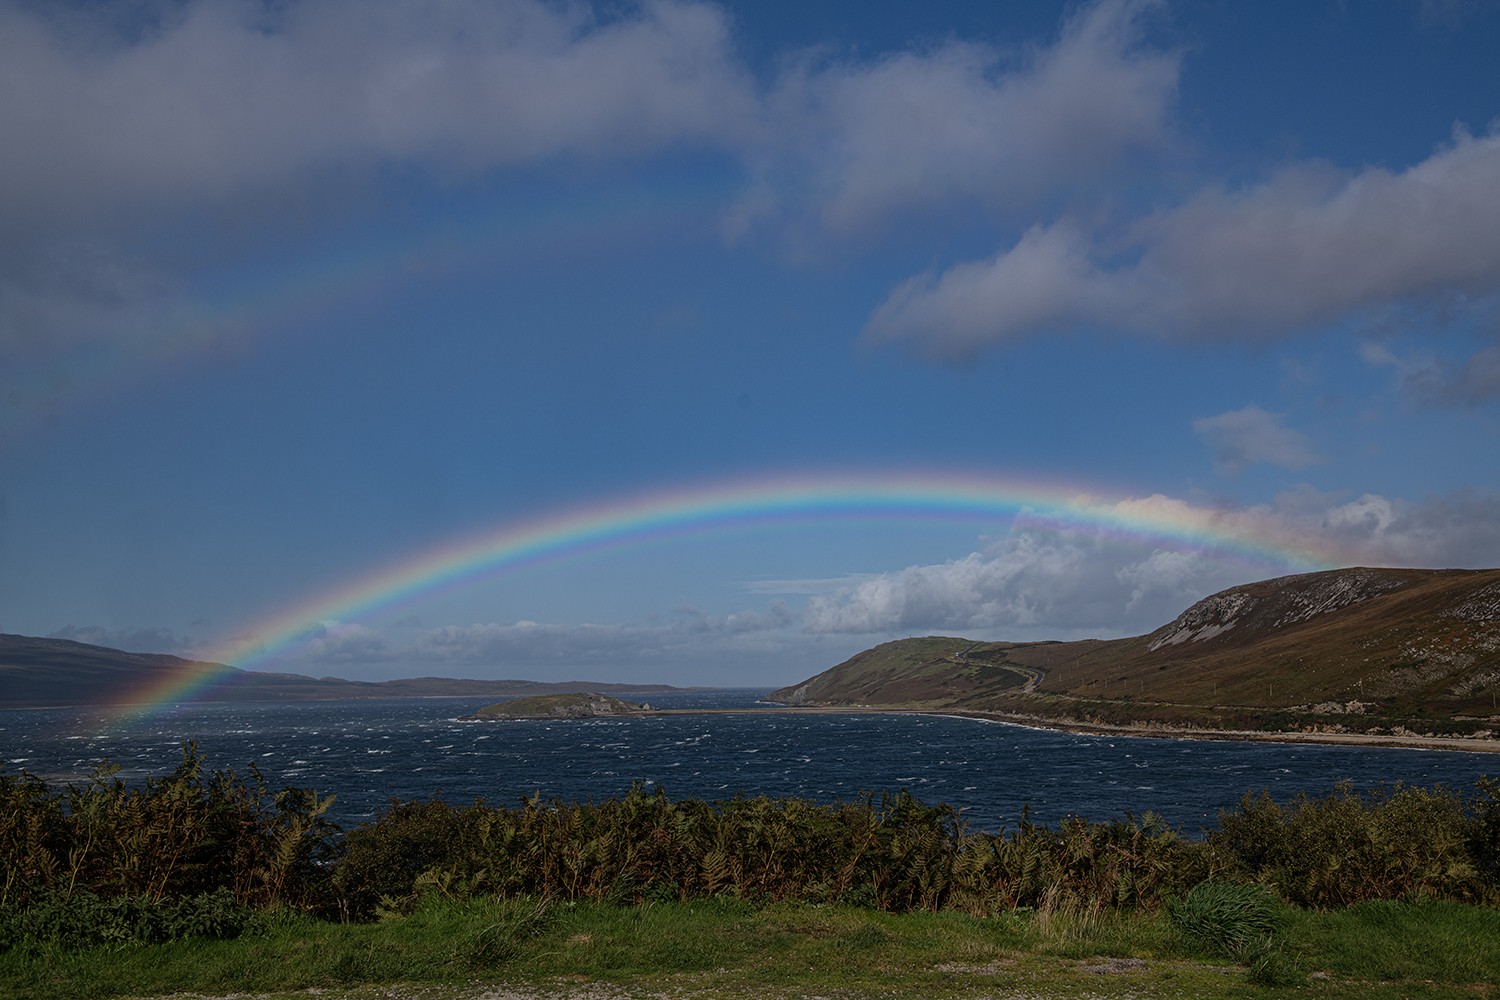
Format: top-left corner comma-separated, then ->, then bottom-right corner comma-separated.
3,897 -> 1497,1000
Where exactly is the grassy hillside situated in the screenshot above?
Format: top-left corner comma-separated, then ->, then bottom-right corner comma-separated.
769,635 -> 978,706
767,567 -> 1500,734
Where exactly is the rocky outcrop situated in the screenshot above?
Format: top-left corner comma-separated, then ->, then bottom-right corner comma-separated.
1146,568 -> 1412,651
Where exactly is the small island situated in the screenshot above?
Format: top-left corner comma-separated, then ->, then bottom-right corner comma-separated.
459,691 -> 657,721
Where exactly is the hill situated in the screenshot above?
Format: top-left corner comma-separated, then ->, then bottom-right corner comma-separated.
767,567 -> 1500,736
0,633 -> 689,710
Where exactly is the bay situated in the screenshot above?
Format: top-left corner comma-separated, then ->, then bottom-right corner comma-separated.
2,689 -> 1495,834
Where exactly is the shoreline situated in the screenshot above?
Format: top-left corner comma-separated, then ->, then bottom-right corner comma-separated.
624,704 -> 1500,754
935,708 -> 1500,754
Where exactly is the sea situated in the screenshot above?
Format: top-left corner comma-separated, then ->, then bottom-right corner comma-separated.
2,689 -> 1495,835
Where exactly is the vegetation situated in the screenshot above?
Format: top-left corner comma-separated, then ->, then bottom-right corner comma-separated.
2,745 -> 1499,996
4,895 -> 1500,999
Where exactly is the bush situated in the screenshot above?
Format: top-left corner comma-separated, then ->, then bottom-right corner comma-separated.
5,744 -> 1499,949
1212,780 -> 1494,907
0,744 -> 340,914
324,786 -> 1215,921
1244,945 -> 1304,987
1167,881 -> 1277,959
0,886 -> 262,953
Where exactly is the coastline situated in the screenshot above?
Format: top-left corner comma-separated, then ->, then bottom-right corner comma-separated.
937,708 -> 1500,754
632,704 -> 1500,754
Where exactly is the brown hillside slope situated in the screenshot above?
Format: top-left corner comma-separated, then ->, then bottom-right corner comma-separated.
767,567 -> 1500,729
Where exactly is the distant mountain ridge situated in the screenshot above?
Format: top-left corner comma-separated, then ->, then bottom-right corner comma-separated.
767,567 -> 1500,733
0,633 -> 692,710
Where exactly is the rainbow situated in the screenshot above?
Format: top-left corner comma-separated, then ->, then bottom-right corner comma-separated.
106,470 -> 1350,720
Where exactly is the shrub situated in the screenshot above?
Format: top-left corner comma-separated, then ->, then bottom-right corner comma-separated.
1244,945 -> 1304,987
1167,881 -> 1277,959
6,744 -> 1499,945
0,886 -> 262,953
1212,780 -> 1493,907
1,743 -> 339,914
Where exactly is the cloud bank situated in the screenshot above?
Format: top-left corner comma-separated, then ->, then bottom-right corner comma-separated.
0,0 -> 1172,226
4,0 -> 1497,397
0,0 -> 1178,384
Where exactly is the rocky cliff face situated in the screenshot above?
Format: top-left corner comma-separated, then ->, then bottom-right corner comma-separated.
1145,568 -> 1414,652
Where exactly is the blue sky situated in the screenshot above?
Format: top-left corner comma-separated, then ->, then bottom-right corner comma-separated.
1,0 -> 1497,687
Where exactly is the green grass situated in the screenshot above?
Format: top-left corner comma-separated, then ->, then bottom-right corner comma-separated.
1282,898 -> 1500,984
4,897 -> 1499,1000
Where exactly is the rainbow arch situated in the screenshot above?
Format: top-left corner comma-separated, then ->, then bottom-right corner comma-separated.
110,471 -> 1348,716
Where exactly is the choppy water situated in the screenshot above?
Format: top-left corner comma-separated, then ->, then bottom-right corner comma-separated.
2,690 -> 1495,834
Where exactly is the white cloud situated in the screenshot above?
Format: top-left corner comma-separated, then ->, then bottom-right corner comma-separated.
1114,550 -> 1206,613
866,127 -> 1500,352
0,0 -> 1179,269
1107,486 -> 1500,571
0,0 -> 750,224
289,620 -> 392,663
799,525 -> 1251,638
739,0 -> 1178,235
798,487 -> 1500,638
1317,487 -> 1500,567
1191,405 -> 1323,477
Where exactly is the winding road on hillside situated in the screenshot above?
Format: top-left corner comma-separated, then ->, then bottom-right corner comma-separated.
950,642 -> 1044,692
